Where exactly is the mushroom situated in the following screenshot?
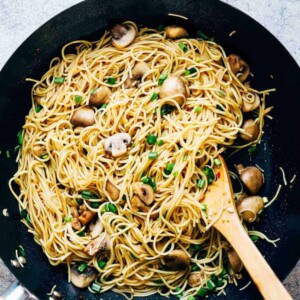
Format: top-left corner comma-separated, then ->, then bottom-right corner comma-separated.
227,248 -> 243,273
71,206 -> 82,231
227,54 -> 250,82
131,195 -> 149,213
89,219 -> 103,239
165,26 -> 188,39
89,86 -> 111,107
236,164 -> 264,194
188,272 -> 204,287
70,107 -> 95,127
125,62 -> 151,88
132,182 -> 154,205
104,133 -> 131,157
32,145 -> 45,157
74,126 -> 84,135
239,119 -> 259,142
164,249 -> 190,271
84,232 -> 111,256
159,76 -> 187,106
106,180 -> 120,201
242,92 -> 260,113
78,205 -> 96,225
70,265 -> 97,288
111,24 -> 137,49
237,195 -> 264,223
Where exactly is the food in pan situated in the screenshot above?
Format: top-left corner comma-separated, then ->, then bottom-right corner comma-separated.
10,22 -> 274,298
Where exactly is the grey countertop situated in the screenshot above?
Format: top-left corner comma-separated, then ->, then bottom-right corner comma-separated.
0,0 -> 299,298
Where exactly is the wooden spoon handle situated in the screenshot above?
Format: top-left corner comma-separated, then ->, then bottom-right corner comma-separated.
223,219 -> 292,300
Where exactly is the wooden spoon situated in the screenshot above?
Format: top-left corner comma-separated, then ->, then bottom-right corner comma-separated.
203,155 -> 292,299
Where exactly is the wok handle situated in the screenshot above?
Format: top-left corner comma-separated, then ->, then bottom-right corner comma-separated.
0,281 -> 37,300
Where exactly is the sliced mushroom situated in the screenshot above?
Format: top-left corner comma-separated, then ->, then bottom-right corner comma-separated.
227,248 -> 243,273
111,24 -> 137,49
74,126 -> 84,135
125,62 -> 151,88
70,265 -> 97,288
159,76 -> 187,106
239,119 -> 259,142
71,107 -> 95,127
71,206 -> 82,231
106,180 -> 120,201
237,195 -> 264,223
104,133 -> 131,157
32,145 -> 45,157
78,205 -> 96,225
242,92 -> 260,113
131,195 -> 149,213
133,182 -> 154,205
227,54 -> 250,82
164,249 -> 190,271
89,86 -> 111,107
84,232 -> 111,256
188,272 -> 204,287
89,219 -> 103,239
236,164 -> 264,194
165,26 -> 188,39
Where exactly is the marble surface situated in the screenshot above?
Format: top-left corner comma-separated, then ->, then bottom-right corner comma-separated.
0,0 -> 299,298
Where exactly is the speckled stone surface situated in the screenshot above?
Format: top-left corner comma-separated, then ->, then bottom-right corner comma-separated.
0,0 -> 299,298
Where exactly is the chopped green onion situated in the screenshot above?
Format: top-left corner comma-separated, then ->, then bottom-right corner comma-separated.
54,77 -> 65,84
6,150 -> 10,158
157,140 -> 164,146
207,279 -> 216,290
151,93 -> 159,101
197,179 -> 205,189
191,264 -> 200,271
195,58 -> 202,63
157,24 -> 165,31
77,262 -> 87,273
218,90 -> 226,97
221,268 -> 228,278
20,209 -> 28,219
91,201 -> 101,208
216,104 -> 224,111
98,261 -> 107,269
161,104 -> 175,116
194,106 -> 202,113
106,77 -> 116,85
78,230 -> 85,237
216,277 -> 224,287
76,199 -> 83,205
248,144 -> 258,155
166,163 -> 175,172
173,170 -> 179,177
174,287 -> 183,299
148,151 -> 158,159
74,95 -> 83,103
185,67 -> 197,76
154,279 -> 163,284
104,203 -> 117,213
82,190 -> 92,199
91,282 -> 101,293
142,176 -> 157,191
191,244 -> 202,251
197,31 -> 209,40
64,216 -> 72,222
201,203 -> 207,211
251,235 -> 260,242
209,37 -> 216,42
17,245 -> 25,257
158,74 -> 168,86
130,252 -> 137,259
179,42 -> 188,53
101,104 -> 107,109
41,154 -> 49,160
183,154 -> 188,161
197,287 -> 208,297
35,105 -> 42,113
147,134 -> 158,145
214,158 -> 221,166
203,166 -> 215,184
187,296 -> 196,300
17,131 -> 23,145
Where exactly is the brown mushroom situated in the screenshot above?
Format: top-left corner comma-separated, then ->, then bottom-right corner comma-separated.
132,182 -> 154,205
104,133 -> 131,157
111,24 -> 137,49
89,219 -> 103,239
227,248 -> 243,273
78,205 -> 96,225
70,107 -> 95,127
71,206 -> 82,231
131,195 -> 149,213
106,180 -> 120,201
70,265 -> 97,288
84,232 -> 111,256
236,164 -> 264,194
89,86 -> 111,107
227,54 -> 250,82
188,272 -> 204,287
164,249 -> 190,271
237,195 -> 264,223
165,26 -> 188,39
32,145 -> 45,157
242,92 -> 260,113
239,119 -> 259,142
125,62 -> 151,88
74,126 -> 84,135
159,76 -> 187,106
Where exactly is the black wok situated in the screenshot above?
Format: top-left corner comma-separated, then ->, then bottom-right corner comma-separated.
0,0 -> 299,299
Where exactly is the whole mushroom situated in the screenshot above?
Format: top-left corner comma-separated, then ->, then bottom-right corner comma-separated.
237,195 -> 264,223
164,249 -> 190,271
227,248 -> 243,273
70,264 -> 97,288
104,133 -> 131,157
165,26 -> 188,39
227,54 -> 250,82
236,164 -> 264,194
125,61 -> 151,88
239,119 -> 259,142
111,24 -> 137,49
71,107 -> 95,127
89,86 -> 111,107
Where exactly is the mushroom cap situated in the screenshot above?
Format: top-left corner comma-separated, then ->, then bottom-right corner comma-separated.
132,61 -> 151,80
164,249 -> 190,271
104,133 -> 131,157
237,195 -> 264,223
165,26 -> 189,39
159,75 -> 187,106
106,180 -> 120,201
84,232 -> 111,256
237,165 -> 264,194
242,92 -> 260,113
227,248 -> 243,273
132,182 -> 154,205
89,86 -> 111,107
188,272 -> 204,287
111,24 -> 137,49
70,107 -> 95,127
239,119 -> 259,142
70,265 -> 97,288
228,54 -> 250,82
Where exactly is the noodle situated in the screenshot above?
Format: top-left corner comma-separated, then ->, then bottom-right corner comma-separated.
10,22 -> 271,298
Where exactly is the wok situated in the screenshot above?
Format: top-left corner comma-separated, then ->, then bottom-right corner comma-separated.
0,0 -> 299,299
